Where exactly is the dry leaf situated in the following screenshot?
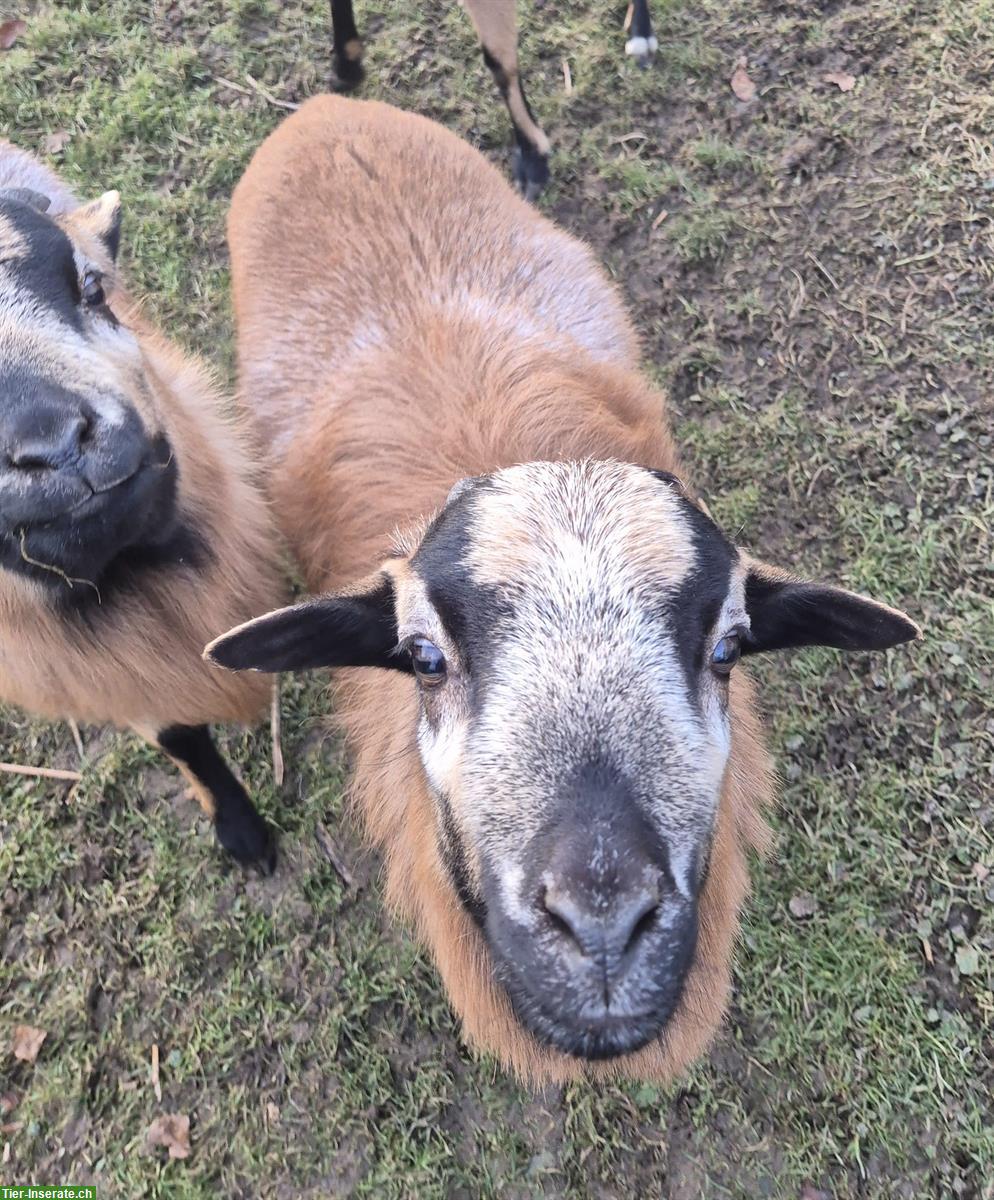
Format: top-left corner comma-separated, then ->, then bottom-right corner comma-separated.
146,1112 -> 191,1160
0,19 -> 26,50
955,945 -> 980,976
823,71 -> 856,92
788,893 -> 819,919
730,56 -> 757,102
0,1093 -> 17,1117
801,1186 -> 832,1200
41,129 -> 70,155
11,1025 -> 46,1063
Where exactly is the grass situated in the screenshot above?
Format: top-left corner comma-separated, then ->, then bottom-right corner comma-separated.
1,0 -> 992,1196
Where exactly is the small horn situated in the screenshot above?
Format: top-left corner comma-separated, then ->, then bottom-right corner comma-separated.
0,187 -> 52,213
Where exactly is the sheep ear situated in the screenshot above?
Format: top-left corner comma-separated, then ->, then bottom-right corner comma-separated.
70,190 -> 122,261
204,574 -> 411,674
742,560 -> 921,655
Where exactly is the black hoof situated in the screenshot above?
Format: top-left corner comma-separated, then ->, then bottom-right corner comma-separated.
331,52 -> 364,93
512,145 -> 550,203
215,808 -> 277,875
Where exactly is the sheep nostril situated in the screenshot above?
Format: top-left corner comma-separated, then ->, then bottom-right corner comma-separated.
541,885 -> 588,951
79,411 -> 94,447
624,893 -> 660,955
541,880 -> 661,961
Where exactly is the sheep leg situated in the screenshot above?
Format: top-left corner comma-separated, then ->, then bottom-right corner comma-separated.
625,0 -> 657,68
329,0 -> 365,91
463,0 -> 550,201
149,724 -> 277,874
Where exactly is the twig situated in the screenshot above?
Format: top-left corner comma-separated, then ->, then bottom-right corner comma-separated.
213,75 -> 255,99
787,265 -> 806,321
270,677 -> 284,788
245,72 -> 299,111
316,823 -> 354,888
893,244 -> 943,269
561,58 -> 573,95
67,718 -> 85,761
805,461 -> 830,498
151,1043 -> 162,1102
214,73 -> 299,112
805,251 -> 840,291
0,762 -> 82,782
19,529 -> 101,602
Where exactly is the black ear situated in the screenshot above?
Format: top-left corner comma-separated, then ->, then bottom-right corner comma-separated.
743,561 -> 922,655
204,574 -> 412,674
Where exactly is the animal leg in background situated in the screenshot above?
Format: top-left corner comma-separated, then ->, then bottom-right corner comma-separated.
330,0 -> 364,90
626,0 -> 657,68
463,0 -> 550,200
328,0 -> 550,199
145,724 -> 277,873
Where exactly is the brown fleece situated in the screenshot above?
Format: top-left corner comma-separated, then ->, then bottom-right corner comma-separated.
229,96 -> 773,1082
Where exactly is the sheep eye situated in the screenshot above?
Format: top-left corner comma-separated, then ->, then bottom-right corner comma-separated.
81,270 -> 106,308
411,638 -> 447,686
710,633 -> 742,676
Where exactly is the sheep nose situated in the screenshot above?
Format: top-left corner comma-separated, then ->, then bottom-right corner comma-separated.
9,411 -> 90,471
542,880 -> 661,963
0,378 -> 149,526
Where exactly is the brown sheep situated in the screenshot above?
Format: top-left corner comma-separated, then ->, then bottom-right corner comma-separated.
208,97 -> 920,1081
0,142 -> 285,870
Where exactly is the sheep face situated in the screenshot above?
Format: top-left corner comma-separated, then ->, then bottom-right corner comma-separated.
208,455 -> 921,1062
389,460 -> 738,1058
0,189 -> 184,600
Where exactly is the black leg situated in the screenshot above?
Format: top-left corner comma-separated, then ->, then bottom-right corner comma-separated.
156,724 -> 277,874
481,47 -> 550,202
330,0 -> 365,91
626,0 -> 657,68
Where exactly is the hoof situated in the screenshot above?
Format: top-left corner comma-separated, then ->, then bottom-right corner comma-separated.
625,34 -> 658,69
331,53 -> 364,93
215,809 -> 278,875
512,145 -> 550,203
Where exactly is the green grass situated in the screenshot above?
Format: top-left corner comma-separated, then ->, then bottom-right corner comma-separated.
2,0 -> 992,1196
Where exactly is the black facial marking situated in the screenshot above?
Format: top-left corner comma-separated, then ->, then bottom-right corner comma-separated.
0,199 -> 84,329
410,477 -> 513,679
98,210 -> 121,264
437,789 -> 487,931
659,493 -> 738,700
646,467 -> 686,493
